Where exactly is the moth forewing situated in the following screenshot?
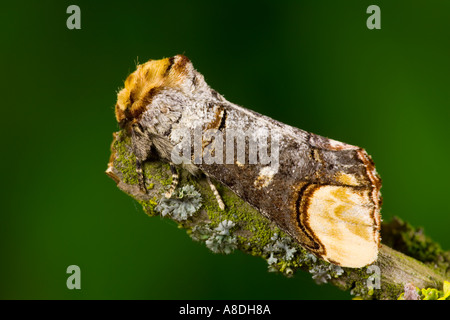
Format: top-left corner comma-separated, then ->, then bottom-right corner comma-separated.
114,54 -> 382,268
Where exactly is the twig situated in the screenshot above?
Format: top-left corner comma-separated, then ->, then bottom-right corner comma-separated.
106,130 -> 449,300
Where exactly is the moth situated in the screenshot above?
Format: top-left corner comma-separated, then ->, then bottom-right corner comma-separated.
114,55 -> 382,268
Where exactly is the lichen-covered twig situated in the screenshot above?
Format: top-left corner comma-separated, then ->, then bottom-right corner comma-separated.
106,130 -> 450,300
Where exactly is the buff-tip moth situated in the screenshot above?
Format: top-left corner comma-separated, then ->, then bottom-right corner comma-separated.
112,55 -> 382,268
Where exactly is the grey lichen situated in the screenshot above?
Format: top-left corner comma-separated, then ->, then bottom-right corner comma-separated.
263,233 -> 297,267
309,264 -> 344,285
267,253 -> 278,266
260,232 -> 344,283
262,233 -> 299,274
190,224 -> 213,242
205,220 -> 238,254
155,185 -> 202,221
215,220 -> 235,236
299,252 -> 318,264
189,220 -> 238,255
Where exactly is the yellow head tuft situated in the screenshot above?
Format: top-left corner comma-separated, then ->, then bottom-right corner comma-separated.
114,55 -> 191,127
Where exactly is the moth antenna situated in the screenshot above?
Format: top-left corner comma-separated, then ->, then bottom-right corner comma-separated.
206,176 -> 225,210
165,164 -> 179,198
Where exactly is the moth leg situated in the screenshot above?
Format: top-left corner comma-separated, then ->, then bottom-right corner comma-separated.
206,176 -> 225,210
136,159 -> 146,193
165,164 -> 179,198
131,123 -> 153,194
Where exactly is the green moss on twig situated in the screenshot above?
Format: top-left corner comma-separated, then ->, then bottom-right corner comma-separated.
382,216 -> 450,273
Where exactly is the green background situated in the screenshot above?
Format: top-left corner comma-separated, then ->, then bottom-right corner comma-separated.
1,0 -> 449,299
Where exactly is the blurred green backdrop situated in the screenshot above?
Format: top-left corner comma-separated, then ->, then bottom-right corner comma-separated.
1,0 -> 449,300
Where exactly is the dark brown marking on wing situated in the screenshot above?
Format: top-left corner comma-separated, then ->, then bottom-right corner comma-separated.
295,183 -> 322,252
205,105 -> 225,131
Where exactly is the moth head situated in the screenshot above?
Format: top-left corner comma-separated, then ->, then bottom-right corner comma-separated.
115,55 -> 193,129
